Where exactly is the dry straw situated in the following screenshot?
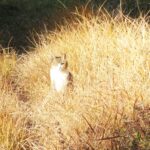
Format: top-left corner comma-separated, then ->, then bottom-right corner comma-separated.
0,11 -> 150,149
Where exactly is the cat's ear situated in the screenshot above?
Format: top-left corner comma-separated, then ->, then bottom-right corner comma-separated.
62,54 -> 66,60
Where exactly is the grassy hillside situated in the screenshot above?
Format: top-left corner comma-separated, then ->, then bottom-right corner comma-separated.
0,0 -> 149,53
0,11 -> 150,149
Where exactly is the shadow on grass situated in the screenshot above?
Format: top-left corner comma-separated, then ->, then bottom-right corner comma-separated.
0,0 -> 149,53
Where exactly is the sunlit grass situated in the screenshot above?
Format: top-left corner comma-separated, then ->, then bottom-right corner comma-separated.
0,12 -> 150,149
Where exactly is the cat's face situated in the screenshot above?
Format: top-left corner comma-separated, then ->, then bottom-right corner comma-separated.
52,55 -> 68,70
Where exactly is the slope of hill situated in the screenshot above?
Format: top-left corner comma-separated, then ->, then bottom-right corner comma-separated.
0,11 -> 150,149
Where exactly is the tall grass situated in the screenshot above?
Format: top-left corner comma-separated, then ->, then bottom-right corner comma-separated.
0,12 -> 150,149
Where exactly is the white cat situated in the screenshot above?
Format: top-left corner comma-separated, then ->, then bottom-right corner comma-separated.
50,54 -> 73,93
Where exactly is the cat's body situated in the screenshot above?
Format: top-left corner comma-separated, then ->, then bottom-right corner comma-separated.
50,54 -> 73,93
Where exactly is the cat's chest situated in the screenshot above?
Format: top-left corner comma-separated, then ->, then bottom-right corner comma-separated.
50,67 -> 68,82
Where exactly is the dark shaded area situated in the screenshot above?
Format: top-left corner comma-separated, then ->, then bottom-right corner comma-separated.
0,0 -> 149,53
0,0 -> 77,53
0,4 -> 28,52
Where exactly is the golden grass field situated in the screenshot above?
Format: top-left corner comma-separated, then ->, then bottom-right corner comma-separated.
0,12 -> 150,149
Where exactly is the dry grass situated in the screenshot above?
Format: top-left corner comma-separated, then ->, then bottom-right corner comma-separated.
0,12 -> 150,149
